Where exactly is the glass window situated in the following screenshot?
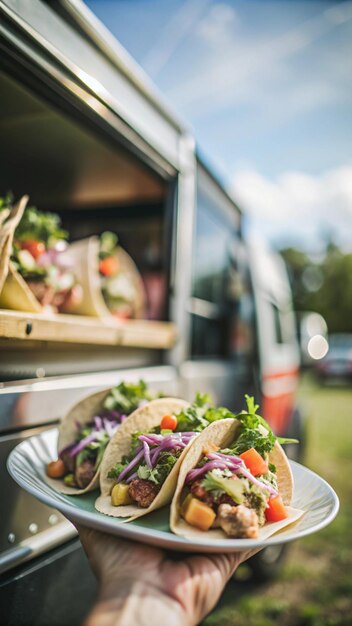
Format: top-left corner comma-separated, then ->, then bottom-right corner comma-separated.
192,191 -> 233,303
190,184 -> 256,360
272,302 -> 284,344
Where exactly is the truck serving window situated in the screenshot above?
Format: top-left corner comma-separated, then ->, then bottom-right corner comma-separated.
189,170 -> 254,361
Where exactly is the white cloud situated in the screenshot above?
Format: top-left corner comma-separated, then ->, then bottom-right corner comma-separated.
230,164 -> 352,251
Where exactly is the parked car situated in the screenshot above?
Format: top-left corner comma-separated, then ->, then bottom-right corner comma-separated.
315,334 -> 352,381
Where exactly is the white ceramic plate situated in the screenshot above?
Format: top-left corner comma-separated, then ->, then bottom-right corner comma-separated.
7,428 -> 339,553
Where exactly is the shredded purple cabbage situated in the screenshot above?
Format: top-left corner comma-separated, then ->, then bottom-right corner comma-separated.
115,431 -> 197,483
126,472 -> 138,483
117,447 -> 144,483
142,440 -> 153,469
59,416 -> 120,458
94,416 -> 103,431
186,451 -> 278,497
101,409 -> 125,421
69,432 -> 98,457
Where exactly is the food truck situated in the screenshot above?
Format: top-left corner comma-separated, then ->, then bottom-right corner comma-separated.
0,1 -> 304,623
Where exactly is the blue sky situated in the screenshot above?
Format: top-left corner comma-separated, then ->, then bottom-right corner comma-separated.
86,0 -> 352,252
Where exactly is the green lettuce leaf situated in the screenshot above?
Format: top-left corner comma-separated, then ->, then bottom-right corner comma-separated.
202,469 -> 245,504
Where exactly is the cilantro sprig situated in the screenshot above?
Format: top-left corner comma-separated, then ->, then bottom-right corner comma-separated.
176,392 -> 233,432
103,380 -> 152,414
229,395 -> 298,458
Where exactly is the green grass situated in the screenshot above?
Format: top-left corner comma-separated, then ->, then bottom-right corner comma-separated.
204,375 -> 352,626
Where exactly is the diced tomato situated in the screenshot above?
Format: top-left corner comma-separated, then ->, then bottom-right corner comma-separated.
21,240 -> 45,259
265,495 -> 288,523
160,414 -> 177,431
47,459 -> 66,479
99,256 -> 119,276
240,447 -> 269,476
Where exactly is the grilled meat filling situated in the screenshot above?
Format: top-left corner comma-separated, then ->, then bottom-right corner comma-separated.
128,479 -> 159,508
75,459 -> 96,489
60,451 -> 75,474
217,503 -> 259,538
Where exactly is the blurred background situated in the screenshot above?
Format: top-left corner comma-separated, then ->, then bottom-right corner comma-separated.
85,1 -> 352,625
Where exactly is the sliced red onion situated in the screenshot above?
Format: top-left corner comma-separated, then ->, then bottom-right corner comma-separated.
94,416 -> 103,431
117,447 -> 144,483
186,452 -> 278,497
115,431 -> 197,484
186,460 -> 230,483
70,432 -> 98,457
126,472 -> 138,483
237,465 -> 278,496
134,432 -> 196,473
151,446 -> 161,466
139,434 -> 164,445
59,416 -> 120,459
103,419 -> 119,438
207,451 -> 242,465
143,441 -> 152,469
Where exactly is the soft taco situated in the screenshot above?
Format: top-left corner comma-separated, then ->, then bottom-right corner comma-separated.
0,194 -> 80,313
62,232 -> 145,320
95,397 -> 200,520
46,380 -> 153,495
170,397 -> 304,540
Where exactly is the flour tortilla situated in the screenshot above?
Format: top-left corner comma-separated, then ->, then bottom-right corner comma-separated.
62,236 -> 145,319
0,195 -> 42,312
45,388 -> 114,495
170,418 -> 304,540
0,262 -> 42,312
0,195 -> 29,274
95,398 -> 190,520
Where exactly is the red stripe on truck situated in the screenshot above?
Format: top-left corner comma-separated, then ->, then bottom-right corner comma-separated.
261,367 -> 300,433
262,368 -> 299,381
262,392 -> 295,435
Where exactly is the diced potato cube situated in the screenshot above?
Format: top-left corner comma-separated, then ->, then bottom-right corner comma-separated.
181,493 -> 193,516
182,496 -> 216,531
111,483 -> 133,506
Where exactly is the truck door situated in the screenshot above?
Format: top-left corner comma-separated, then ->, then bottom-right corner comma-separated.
180,162 -> 257,409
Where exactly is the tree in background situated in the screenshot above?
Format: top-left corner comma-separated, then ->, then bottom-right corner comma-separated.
280,245 -> 352,334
